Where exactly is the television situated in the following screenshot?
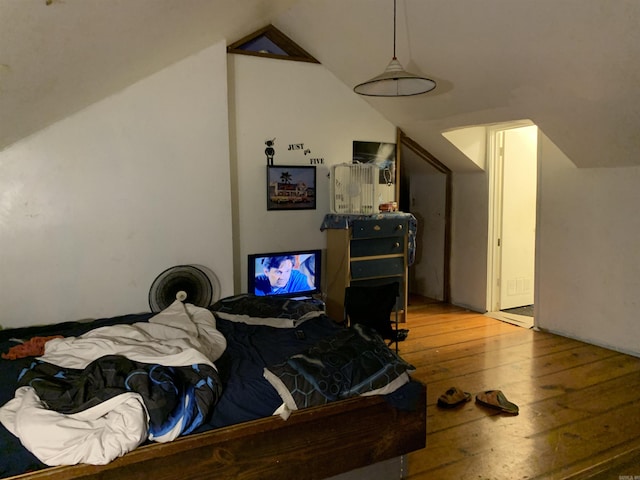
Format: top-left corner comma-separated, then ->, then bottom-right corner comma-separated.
248,249 -> 322,298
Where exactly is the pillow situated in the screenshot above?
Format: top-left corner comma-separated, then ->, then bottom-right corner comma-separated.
263,324 -> 415,410
210,294 -> 325,328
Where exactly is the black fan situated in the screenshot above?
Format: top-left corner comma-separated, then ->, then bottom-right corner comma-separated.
148,265 -> 215,313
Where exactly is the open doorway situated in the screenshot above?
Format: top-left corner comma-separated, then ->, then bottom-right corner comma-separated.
486,124 -> 538,328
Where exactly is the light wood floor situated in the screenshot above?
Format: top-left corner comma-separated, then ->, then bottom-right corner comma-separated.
398,297 -> 640,479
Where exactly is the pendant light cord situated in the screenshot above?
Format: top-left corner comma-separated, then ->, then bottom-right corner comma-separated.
393,0 -> 397,59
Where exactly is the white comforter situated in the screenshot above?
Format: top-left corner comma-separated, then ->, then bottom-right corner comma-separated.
0,300 -> 227,466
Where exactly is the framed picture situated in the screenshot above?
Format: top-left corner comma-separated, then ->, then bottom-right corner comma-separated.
352,141 -> 397,185
266,165 -> 316,211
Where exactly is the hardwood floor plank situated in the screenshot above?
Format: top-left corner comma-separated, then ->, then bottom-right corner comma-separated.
405,328 -> 575,359
399,322 -> 529,356
400,298 -> 640,480
409,389 -> 640,479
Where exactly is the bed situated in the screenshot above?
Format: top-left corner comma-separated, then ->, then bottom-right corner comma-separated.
0,294 -> 426,480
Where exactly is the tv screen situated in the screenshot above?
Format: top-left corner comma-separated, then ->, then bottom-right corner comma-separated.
248,249 -> 321,297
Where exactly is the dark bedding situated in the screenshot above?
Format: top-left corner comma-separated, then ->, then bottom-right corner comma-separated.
0,313 -> 153,478
264,323 -> 414,410
202,309 -> 343,428
0,295 -> 416,478
19,355 -> 222,439
0,299 -> 340,478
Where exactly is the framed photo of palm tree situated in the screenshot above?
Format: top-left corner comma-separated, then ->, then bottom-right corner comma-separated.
266,165 -> 316,211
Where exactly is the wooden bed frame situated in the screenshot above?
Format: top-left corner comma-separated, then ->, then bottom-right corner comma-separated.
7,383 -> 426,480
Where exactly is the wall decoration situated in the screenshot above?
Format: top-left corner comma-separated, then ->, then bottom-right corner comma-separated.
266,165 -> 316,211
288,142 -> 305,151
286,141 -> 324,165
265,138 -> 276,165
352,141 -> 396,185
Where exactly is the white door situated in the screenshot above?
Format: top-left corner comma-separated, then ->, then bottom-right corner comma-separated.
499,125 -> 537,310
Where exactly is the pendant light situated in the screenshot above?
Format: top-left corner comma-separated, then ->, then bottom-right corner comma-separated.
354,0 -> 436,97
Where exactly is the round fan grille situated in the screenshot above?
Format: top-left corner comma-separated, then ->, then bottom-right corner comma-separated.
347,182 -> 361,197
148,265 -> 213,313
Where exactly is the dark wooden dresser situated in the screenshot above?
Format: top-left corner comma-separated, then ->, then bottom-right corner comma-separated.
323,213 -> 415,322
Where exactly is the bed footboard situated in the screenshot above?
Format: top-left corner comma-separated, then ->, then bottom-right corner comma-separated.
8,384 -> 426,480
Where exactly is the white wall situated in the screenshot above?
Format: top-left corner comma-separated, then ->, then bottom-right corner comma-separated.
536,133 -> 640,356
0,41 -> 234,329
442,126 -> 487,170
228,54 -> 395,294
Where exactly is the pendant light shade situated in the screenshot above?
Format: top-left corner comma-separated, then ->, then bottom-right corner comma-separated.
354,57 -> 436,96
354,0 -> 436,97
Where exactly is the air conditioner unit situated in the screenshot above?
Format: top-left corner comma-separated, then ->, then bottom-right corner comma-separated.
330,163 -> 379,214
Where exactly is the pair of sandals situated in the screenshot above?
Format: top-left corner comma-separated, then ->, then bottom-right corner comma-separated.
437,387 -> 519,415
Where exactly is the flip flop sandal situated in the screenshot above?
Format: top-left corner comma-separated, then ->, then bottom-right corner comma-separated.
437,387 -> 472,408
475,390 -> 519,415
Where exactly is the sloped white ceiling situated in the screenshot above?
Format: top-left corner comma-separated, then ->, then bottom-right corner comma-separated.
276,0 -> 640,170
0,0 -> 297,151
2,0 -> 640,170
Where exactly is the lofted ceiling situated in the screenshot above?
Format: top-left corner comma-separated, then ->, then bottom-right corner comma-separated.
2,0 -> 640,171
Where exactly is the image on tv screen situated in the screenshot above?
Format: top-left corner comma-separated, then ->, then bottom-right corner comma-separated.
249,250 -> 320,297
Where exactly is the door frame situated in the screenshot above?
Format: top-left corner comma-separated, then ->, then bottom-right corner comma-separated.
486,125 -> 504,312
398,128 -> 452,303
486,121 -> 537,314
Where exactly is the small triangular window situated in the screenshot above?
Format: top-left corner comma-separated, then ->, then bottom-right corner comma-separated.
227,25 -> 319,64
